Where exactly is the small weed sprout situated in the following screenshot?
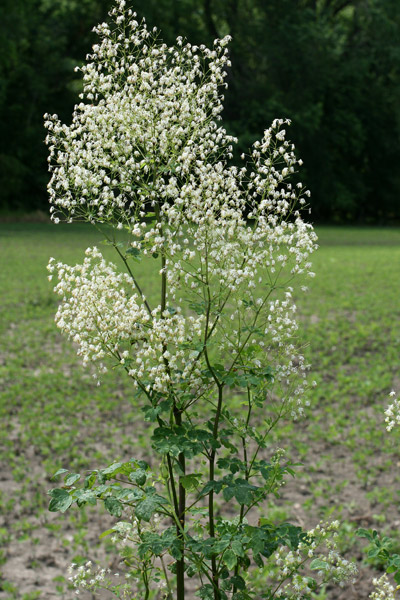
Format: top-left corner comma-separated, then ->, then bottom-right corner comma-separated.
45,1 -> 357,598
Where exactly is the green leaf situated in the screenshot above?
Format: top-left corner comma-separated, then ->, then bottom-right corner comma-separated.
126,247 -> 141,261
222,479 -> 258,505
170,538 -> 183,560
231,540 -> 245,557
230,575 -> 246,590
99,528 -> 115,539
135,495 -> 164,522
223,549 -> 237,570
394,571 -> 400,584
102,462 -> 123,475
129,469 -> 147,486
390,554 -> 400,567
217,457 -> 243,474
222,486 -> 235,502
232,593 -> 252,600
48,488 -> 73,513
115,488 -> 143,502
137,460 -> 149,470
199,479 -> 224,497
356,528 -> 374,541
212,539 -> 231,554
180,474 -> 201,491
64,473 -> 80,486
253,553 -> 264,568
310,559 -> 329,571
142,405 -> 162,421
74,489 -> 97,506
84,472 -> 97,489
152,425 -> 206,458
139,531 -> 166,557
52,468 -> 68,480
104,496 -> 123,518
196,584 -> 215,599
234,484 -> 254,505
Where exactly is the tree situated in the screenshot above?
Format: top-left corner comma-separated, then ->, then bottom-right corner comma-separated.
1,0 -> 399,221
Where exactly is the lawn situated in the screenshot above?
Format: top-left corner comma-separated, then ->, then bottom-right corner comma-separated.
1,223 -> 400,599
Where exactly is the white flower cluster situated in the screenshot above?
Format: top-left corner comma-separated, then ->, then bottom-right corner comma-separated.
48,247 -> 205,391
44,0 -> 234,225
45,0 -> 318,416
369,574 -> 397,600
68,560 -> 135,598
68,561 -> 112,594
110,519 -> 138,544
67,513 -> 166,598
47,247 -> 149,370
273,521 -> 357,597
385,391 -> 399,432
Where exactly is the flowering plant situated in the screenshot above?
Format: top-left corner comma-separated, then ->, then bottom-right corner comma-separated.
45,1 -> 357,598
355,390 -> 400,599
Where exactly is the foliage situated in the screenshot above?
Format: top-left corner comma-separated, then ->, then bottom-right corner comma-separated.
357,528 -> 400,585
0,0 -> 110,211
1,0 -> 400,221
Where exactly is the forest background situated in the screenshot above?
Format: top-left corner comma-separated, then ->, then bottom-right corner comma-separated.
1,0 -> 399,223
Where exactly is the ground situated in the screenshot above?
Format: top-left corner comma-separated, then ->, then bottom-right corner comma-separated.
1,223 -> 400,599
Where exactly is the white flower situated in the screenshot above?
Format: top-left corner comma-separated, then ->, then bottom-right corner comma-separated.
385,390 -> 400,431
46,0 -> 317,420
370,574 -> 396,600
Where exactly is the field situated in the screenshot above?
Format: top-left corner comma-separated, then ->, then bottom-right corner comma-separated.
1,223 -> 400,599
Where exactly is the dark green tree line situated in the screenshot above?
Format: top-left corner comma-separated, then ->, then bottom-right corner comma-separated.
1,0 -> 399,221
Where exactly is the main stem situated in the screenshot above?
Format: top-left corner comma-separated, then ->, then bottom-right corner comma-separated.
232,388 -> 252,594
209,383 -> 224,600
156,206 -> 186,600
174,405 -> 186,600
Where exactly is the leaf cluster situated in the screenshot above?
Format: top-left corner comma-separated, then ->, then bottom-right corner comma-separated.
357,527 -> 400,584
49,460 -> 169,522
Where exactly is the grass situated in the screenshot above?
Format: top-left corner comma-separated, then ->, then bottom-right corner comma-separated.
1,222 -> 400,598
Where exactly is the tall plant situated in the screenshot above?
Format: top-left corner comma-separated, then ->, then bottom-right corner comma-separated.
44,1 -> 357,598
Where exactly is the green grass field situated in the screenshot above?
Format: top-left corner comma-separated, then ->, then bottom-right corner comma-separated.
1,223 -> 400,599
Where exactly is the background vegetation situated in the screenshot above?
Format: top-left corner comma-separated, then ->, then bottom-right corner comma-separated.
0,0 -> 399,222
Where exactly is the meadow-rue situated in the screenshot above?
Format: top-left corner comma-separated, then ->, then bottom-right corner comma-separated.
44,2 -> 358,599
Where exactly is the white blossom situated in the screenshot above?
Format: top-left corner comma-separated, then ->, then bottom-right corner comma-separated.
385,390 -> 400,432
45,2 -> 317,417
272,520 -> 357,597
369,574 -> 396,600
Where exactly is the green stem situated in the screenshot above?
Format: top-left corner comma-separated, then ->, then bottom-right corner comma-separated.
232,388 -> 252,593
208,383 -> 224,600
160,554 -> 173,599
173,406 -> 186,600
166,453 -> 179,517
114,242 -> 153,316
94,223 -> 153,317
155,201 -> 185,600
